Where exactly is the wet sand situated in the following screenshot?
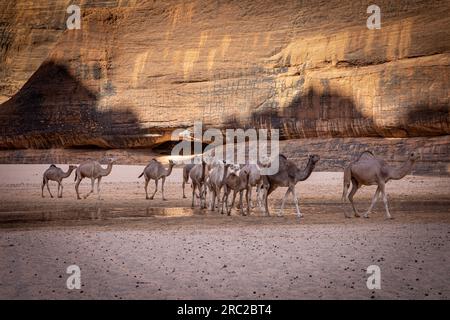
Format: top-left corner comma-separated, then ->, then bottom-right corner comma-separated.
0,165 -> 449,299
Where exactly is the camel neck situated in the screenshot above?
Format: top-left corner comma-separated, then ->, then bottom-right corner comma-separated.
100,162 -> 113,176
390,159 -> 414,180
296,159 -> 315,182
62,167 -> 75,178
166,165 -> 174,176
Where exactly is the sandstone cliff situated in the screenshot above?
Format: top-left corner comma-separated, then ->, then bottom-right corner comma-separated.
0,0 -> 449,172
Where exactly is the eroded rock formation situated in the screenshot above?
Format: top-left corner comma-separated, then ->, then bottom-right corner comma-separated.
0,0 -> 449,172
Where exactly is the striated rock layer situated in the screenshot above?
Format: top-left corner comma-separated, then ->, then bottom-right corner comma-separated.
0,0 -> 449,173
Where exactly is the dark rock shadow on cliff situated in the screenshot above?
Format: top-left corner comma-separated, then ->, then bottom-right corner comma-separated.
405,104 -> 449,136
225,86 -> 379,140
0,61 -> 144,149
153,140 -> 210,156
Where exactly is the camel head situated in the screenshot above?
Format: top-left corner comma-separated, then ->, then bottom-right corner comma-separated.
309,154 -> 320,164
108,157 -> 117,164
168,159 -> 175,167
408,151 -> 420,162
228,164 -> 240,176
223,160 -> 231,169
258,156 -> 271,168
68,165 -> 77,170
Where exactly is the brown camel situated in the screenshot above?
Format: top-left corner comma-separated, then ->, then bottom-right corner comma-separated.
75,158 -> 116,200
261,154 -> 320,217
138,159 -> 175,200
342,150 -> 419,219
41,164 -> 77,198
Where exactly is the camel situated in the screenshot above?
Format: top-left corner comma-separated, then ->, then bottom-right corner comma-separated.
206,160 -> 230,211
221,164 -> 250,216
342,150 -> 419,219
189,160 -> 208,208
75,158 -> 116,200
41,164 -> 77,198
240,163 -> 266,210
182,155 -> 215,198
261,154 -> 320,217
138,159 -> 175,200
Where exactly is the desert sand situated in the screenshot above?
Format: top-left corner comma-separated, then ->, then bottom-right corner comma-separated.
0,165 -> 449,299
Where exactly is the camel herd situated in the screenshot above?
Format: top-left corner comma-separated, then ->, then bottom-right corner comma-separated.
41,150 -> 420,219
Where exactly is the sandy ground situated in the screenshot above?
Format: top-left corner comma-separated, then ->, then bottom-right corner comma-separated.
0,164 -> 449,299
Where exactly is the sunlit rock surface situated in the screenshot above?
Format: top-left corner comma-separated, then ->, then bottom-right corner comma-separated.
0,0 -> 448,172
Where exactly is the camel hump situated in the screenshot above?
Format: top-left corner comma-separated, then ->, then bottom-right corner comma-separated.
50,164 -> 56,168
357,150 -> 375,161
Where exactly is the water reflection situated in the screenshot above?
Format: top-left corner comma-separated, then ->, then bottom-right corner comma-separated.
0,205 -> 201,225
0,200 -> 448,227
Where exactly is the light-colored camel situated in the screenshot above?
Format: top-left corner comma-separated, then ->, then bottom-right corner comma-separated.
138,159 -> 174,200
206,160 -> 230,211
182,163 -> 196,198
221,164 -> 250,216
41,164 -> 77,198
240,163 -> 266,210
342,150 -> 419,219
261,154 -> 320,217
189,160 -> 208,208
75,158 -> 116,200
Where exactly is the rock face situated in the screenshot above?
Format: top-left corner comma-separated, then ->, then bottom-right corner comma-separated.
0,0 -> 449,172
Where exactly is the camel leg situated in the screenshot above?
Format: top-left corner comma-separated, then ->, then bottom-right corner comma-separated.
348,179 -> 360,218
380,183 -> 393,219
263,184 -> 275,217
279,187 -> 291,217
191,184 -> 196,207
216,187 -> 221,209
58,182 -> 63,198
97,177 -> 102,200
239,190 -> 245,216
248,187 -> 254,209
144,177 -> 150,199
75,178 -> 82,200
261,186 -> 269,216
364,186 -> 380,218
229,191 -> 237,216
221,188 -> 228,214
182,179 -> 187,198
84,178 -> 95,199
201,184 -> 207,209
150,179 -> 158,200
161,177 -> 167,201
256,183 -> 264,208
210,189 -> 216,211
291,188 -> 302,218
41,178 -> 45,198
46,180 -> 54,198
245,188 -> 250,216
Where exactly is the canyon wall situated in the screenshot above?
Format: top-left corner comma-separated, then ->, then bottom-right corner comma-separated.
0,0 -> 449,173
